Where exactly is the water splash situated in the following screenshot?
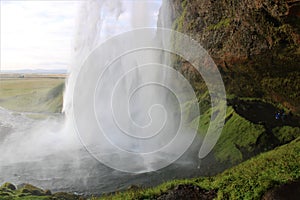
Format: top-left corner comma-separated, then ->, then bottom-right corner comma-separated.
0,0 -> 226,193
63,0 -> 198,173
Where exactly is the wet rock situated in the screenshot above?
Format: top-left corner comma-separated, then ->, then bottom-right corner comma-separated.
156,184 -> 217,200
1,182 -> 16,191
127,184 -> 140,191
18,183 -> 46,196
45,189 -> 52,195
53,192 -> 82,200
262,180 -> 300,200
170,0 -> 300,112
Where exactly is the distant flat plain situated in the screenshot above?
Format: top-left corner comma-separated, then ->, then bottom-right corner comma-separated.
0,74 -> 65,113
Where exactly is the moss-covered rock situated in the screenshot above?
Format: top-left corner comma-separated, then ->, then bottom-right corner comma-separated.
0,182 -> 85,200
18,184 -> 46,196
53,192 -> 82,200
44,189 -> 52,196
170,0 -> 300,113
273,126 -> 300,143
1,182 -> 16,191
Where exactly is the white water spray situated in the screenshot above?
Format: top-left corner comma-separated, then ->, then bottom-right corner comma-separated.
62,0 -> 199,173
0,0 -> 226,193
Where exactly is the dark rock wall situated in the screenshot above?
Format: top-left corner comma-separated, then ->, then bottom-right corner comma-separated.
169,0 -> 300,112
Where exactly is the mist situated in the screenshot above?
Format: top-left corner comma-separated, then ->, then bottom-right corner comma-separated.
0,0 -> 217,194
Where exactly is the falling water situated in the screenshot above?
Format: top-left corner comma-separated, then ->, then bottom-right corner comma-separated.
63,0 -> 199,173
0,0 -> 213,194
63,0 -> 161,114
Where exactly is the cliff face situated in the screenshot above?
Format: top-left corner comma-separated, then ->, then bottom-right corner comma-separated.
170,0 -> 300,112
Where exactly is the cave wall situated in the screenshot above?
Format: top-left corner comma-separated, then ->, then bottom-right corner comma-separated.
169,0 -> 300,112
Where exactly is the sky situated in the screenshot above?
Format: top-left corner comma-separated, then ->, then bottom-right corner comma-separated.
0,0 -> 162,71
1,1 -> 80,71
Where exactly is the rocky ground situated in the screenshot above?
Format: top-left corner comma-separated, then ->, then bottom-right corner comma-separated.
0,182 -> 84,200
262,179 -> 300,200
155,184 -> 217,200
1,179 -> 300,199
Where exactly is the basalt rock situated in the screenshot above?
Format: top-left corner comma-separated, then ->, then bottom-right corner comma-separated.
169,0 -> 300,112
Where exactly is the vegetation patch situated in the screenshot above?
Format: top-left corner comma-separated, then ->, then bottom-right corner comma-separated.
0,78 -> 64,113
0,183 -> 84,200
172,1 -> 188,32
213,107 -> 265,163
99,136 -> 300,200
191,106 -> 265,163
207,18 -> 232,31
273,126 -> 300,144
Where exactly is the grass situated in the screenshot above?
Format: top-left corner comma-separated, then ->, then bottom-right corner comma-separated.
0,75 -> 298,200
214,107 -> 265,163
191,106 -> 265,163
98,136 -> 300,200
273,126 -> 300,144
0,78 -> 65,113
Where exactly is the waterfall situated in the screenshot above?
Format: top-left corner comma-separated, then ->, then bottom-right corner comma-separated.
63,0 -> 199,173
0,0 -> 226,193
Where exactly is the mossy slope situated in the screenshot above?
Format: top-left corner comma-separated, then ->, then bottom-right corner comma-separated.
100,136 -> 300,200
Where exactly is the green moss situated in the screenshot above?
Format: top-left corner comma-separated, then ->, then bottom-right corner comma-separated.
191,106 -> 265,163
19,184 -> 45,195
181,0 -> 187,9
261,72 -> 300,105
215,107 -> 265,163
212,137 -> 300,199
172,3 -> 188,32
98,137 -> 300,200
273,126 -> 300,144
181,99 -> 200,124
0,183 -> 78,200
207,18 -> 231,31
12,197 -> 51,200
0,183 -> 16,191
